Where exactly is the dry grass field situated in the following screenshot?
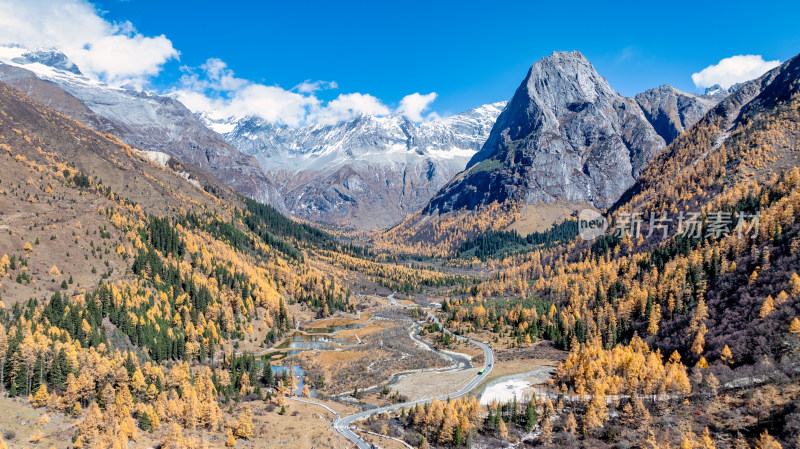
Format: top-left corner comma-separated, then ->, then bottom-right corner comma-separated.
0,395 -> 358,449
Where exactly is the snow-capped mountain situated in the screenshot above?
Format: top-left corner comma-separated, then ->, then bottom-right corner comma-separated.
0,46 -> 277,204
222,102 -> 505,228
702,83 -> 738,99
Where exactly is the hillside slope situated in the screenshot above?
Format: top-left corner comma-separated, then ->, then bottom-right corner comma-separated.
0,79 -> 363,447
428,52 -> 800,448
0,47 -> 279,205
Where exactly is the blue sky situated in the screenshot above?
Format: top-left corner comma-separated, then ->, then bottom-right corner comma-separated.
1,0 -> 798,125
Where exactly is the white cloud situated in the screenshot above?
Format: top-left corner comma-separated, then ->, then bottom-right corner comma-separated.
397,92 -> 438,122
0,0 -> 178,86
173,86 -> 316,129
692,55 -> 780,89
0,0 -> 438,127
173,58 -> 438,128
309,93 -> 391,125
199,58 -> 248,91
293,79 -> 338,94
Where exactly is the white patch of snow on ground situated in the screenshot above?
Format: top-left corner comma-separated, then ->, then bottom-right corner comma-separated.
425,145 -> 477,159
480,379 -> 534,405
209,121 -> 236,134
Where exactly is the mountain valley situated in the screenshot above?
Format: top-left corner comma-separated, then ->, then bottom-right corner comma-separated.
0,22 -> 798,449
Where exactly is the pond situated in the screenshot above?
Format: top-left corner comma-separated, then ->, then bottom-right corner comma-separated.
300,322 -> 364,334
274,331 -> 357,353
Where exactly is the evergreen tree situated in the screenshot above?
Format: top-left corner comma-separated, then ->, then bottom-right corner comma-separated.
525,401 -> 538,431
139,411 -> 151,432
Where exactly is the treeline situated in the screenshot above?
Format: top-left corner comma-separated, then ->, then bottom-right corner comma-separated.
180,211 -> 302,261
456,219 -> 578,260
445,296 -> 582,349
241,197 -> 373,259
398,394 -> 542,447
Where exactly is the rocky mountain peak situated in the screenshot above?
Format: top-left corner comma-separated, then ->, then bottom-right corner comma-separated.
428,50 -> 666,214
522,50 -> 613,106
703,84 -> 726,96
635,84 -> 722,144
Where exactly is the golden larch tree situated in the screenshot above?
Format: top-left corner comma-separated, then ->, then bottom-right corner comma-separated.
754,431 -> 782,449
759,295 -> 775,318
721,345 -> 734,364
234,406 -> 254,439
162,423 -> 184,449
790,317 -> 800,334
790,272 -> 800,296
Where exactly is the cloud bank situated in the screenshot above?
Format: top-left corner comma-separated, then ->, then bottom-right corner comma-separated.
0,0 -> 178,86
172,58 -> 438,127
692,55 -> 780,89
0,0 -> 437,127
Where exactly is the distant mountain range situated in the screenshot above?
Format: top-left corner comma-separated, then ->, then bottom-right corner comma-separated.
220,103 -> 504,228
0,45 -> 737,232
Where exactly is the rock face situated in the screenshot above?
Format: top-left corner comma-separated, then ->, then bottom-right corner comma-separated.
620,52 -> 800,212
635,85 -> 722,145
0,64 -> 117,132
225,102 -> 505,228
424,51 -> 666,214
0,47 -> 278,205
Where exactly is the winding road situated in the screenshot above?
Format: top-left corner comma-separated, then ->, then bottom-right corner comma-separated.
331,293 -> 494,448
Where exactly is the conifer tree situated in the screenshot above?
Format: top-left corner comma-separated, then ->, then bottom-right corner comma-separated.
235,406 -> 254,439
721,345 -> 734,364
32,384 -> 48,408
564,413 -> 577,435
790,273 -> 800,297
524,401 -> 537,431
225,429 -> 236,447
754,431 -> 782,449
789,317 -> 800,334
497,417 -> 508,439
700,427 -> 717,449
162,423 -> 184,449
139,411 -> 151,432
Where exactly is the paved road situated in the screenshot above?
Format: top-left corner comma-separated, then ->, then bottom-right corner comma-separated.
288,396 -> 341,418
332,293 -> 494,448
387,292 -> 401,307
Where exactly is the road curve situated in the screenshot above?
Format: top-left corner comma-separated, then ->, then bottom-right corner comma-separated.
333,293 -> 494,448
